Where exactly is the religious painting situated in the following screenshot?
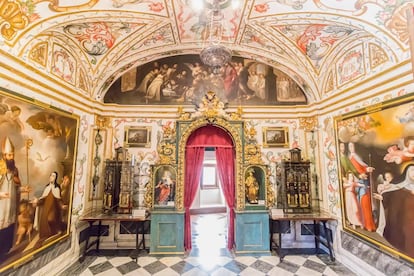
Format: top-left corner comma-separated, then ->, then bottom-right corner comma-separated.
334,94 -> 414,263
275,72 -> 307,103
263,127 -> 289,148
124,126 -> 151,148
0,88 -> 79,274
103,55 -> 307,106
152,165 -> 176,208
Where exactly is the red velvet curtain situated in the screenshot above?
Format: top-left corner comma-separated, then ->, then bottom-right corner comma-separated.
184,147 -> 204,251
184,125 -> 235,251
215,147 -> 235,249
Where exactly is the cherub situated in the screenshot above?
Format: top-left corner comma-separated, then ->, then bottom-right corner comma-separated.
15,200 -> 34,245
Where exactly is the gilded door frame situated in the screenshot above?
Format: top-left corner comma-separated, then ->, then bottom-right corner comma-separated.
175,117 -> 245,211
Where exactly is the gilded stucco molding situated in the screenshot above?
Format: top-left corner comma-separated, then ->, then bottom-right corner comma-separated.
157,121 -> 177,165
32,0 -> 99,12
299,116 -> 318,132
95,115 -> 111,128
265,166 -> 275,208
144,168 -> 154,209
244,123 -> 263,165
0,0 -> 29,41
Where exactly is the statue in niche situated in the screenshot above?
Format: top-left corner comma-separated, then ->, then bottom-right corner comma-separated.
245,168 -> 259,204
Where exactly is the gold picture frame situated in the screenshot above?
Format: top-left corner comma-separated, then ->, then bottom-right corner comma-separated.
152,165 -> 176,208
0,88 -> 79,273
334,93 -> 414,263
263,127 -> 289,148
124,126 -> 151,148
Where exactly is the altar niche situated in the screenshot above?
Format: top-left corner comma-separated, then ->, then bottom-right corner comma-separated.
147,91 -> 275,255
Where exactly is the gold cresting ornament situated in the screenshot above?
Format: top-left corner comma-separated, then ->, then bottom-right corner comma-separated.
193,91 -> 227,121
177,106 -> 191,120
229,106 -> 243,120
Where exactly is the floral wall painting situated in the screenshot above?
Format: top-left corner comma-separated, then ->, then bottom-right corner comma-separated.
263,127 -> 289,148
104,55 -> 307,106
51,44 -> 76,85
124,126 -> 151,148
336,44 -> 365,86
0,88 -> 79,273
335,94 -> 414,263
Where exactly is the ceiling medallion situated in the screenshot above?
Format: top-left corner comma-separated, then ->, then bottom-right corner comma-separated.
199,0 -> 232,74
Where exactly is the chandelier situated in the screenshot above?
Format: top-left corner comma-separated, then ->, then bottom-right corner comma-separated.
199,0 -> 232,74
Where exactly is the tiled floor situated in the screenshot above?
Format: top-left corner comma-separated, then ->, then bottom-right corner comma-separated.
61,213 -> 356,276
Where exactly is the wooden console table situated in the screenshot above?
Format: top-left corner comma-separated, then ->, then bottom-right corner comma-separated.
269,211 -> 336,262
79,212 -> 150,262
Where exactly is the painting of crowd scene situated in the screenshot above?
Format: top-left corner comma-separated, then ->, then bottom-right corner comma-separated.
0,89 -> 78,273
335,95 -> 414,262
104,55 -> 307,106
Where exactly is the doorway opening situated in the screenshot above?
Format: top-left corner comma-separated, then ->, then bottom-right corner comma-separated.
190,147 -> 227,255
183,124 -> 236,252
191,148 -> 226,214
190,212 -> 227,258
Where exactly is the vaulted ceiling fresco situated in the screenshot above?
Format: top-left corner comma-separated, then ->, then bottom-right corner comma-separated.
0,0 -> 412,106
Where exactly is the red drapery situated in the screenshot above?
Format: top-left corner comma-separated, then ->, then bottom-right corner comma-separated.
215,147 -> 235,249
184,125 -> 235,251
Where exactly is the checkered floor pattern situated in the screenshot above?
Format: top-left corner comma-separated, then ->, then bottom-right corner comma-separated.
60,250 -> 355,276
60,214 -> 355,275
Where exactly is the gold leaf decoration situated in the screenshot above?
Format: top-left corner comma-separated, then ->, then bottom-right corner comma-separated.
369,43 -> 389,69
0,0 -> 29,40
29,42 -> 48,67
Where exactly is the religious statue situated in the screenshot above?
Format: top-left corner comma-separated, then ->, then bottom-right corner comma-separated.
245,168 -> 259,204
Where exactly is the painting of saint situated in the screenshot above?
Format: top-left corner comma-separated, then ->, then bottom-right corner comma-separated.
336,95 -> 414,262
0,90 -> 78,273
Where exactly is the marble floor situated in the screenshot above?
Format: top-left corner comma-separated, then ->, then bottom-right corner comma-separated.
60,213 -> 356,276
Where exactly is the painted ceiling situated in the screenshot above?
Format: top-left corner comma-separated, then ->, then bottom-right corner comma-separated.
0,0 -> 412,106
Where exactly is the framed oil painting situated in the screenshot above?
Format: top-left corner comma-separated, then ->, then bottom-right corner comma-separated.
124,126 -> 151,148
152,165 -> 176,208
0,88 -> 79,273
334,94 -> 414,263
103,55 -> 307,106
263,127 -> 289,148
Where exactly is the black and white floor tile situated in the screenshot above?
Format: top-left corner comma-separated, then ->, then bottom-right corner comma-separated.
61,214 -> 356,276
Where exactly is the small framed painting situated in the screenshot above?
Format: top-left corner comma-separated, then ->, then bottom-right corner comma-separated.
263,127 -> 289,148
153,165 -> 176,208
124,126 -> 151,147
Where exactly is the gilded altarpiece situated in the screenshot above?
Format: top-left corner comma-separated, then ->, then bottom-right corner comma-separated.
145,91 -> 275,254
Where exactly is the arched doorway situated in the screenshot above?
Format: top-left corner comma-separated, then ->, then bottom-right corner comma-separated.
182,125 -> 235,251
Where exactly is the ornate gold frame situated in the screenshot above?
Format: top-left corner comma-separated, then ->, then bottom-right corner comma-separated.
176,117 -> 244,210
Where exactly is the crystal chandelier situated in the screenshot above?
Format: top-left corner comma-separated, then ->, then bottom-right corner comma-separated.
199,0 -> 232,74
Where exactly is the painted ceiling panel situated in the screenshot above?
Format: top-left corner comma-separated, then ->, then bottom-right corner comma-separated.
0,0 -> 411,106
